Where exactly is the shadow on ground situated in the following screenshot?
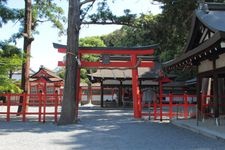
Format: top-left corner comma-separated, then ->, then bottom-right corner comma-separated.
1,109 -> 225,150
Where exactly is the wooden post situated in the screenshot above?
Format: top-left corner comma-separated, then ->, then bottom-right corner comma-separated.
6,94 -> 10,122
22,93 -> 27,122
131,54 -> 141,118
159,80 -> 163,121
118,80 -> 123,107
196,75 -> 201,126
154,99 -> 157,120
38,92 -> 42,122
54,91 -> 59,123
100,81 -> 104,107
184,93 -> 188,119
169,93 -> 173,119
43,93 -> 46,123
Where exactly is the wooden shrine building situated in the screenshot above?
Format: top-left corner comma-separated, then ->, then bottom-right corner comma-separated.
29,66 -> 63,104
89,60 -> 170,107
163,2 -> 225,125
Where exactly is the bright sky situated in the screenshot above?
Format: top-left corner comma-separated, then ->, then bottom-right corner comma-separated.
0,0 -> 162,71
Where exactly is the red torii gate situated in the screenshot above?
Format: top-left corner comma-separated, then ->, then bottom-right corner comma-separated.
53,43 -> 156,118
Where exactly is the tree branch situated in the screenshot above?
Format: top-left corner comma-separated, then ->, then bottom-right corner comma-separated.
82,21 -> 135,27
80,0 -> 95,8
80,0 -> 96,22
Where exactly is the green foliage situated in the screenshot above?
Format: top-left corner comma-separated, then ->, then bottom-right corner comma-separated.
56,36 -> 106,83
0,76 -> 22,93
2,0 -> 66,43
82,0 -> 136,26
0,43 -> 22,93
102,13 -> 159,47
32,0 -> 66,36
0,0 -> 20,27
56,68 -> 65,79
79,36 -> 105,83
80,36 -> 105,47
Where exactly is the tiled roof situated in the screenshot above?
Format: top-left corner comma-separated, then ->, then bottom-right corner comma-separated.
89,62 -> 163,80
30,66 -> 63,82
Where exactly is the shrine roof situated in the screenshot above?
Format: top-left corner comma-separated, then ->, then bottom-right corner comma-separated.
163,2 -> 225,70
89,62 -> 175,81
195,3 -> 225,33
30,66 -> 63,82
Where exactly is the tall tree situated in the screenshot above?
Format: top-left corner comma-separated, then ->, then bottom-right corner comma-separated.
58,0 -> 80,125
21,0 -> 32,95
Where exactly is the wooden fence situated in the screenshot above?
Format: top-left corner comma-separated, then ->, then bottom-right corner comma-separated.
0,93 -> 62,122
142,94 -> 197,120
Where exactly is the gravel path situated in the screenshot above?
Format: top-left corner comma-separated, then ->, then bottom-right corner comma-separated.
1,108 -> 225,150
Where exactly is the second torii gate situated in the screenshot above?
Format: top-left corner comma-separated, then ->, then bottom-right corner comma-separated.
53,43 -> 156,118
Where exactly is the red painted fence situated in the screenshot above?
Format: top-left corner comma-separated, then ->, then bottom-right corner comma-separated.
0,93 -> 62,123
142,94 -> 197,120
200,94 -> 225,118
0,93 -> 198,122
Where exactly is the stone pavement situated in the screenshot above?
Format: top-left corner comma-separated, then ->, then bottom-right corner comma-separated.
172,118 -> 225,141
1,108 -> 225,150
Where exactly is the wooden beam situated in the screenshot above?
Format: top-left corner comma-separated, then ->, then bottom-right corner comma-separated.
58,48 -> 66,53
81,61 -> 154,68
56,47 -> 155,55
58,60 -> 154,68
79,49 -> 154,55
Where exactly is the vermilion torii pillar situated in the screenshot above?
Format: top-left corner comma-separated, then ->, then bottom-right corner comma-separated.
131,54 -> 142,118
53,43 -> 156,118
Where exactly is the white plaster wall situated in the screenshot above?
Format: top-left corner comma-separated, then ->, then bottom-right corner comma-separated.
216,53 -> 225,69
198,59 -> 213,73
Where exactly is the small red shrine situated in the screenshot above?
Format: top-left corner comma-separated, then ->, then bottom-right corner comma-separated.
30,66 -> 63,96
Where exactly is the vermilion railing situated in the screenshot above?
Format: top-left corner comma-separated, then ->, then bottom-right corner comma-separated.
200,94 -> 225,118
0,93 -> 62,123
142,94 -> 197,120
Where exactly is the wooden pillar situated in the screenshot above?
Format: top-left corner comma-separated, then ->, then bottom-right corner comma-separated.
213,60 -> 219,125
118,80 -> 123,107
218,78 -> 225,114
196,75 -> 202,126
159,79 -> 163,121
100,81 -> 104,107
131,54 -> 141,118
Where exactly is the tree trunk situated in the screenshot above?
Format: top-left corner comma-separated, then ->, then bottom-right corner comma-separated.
18,0 -> 32,113
58,0 -> 80,125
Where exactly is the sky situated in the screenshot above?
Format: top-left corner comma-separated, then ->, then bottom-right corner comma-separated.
0,0 -> 162,71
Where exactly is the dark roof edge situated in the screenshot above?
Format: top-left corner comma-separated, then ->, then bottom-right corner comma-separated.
163,32 -> 222,68
184,12 -> 197,53
207,2 -> 225,11
53,43 -> 159,50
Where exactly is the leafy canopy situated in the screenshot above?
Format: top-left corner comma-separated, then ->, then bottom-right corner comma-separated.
0,42 -> 23,93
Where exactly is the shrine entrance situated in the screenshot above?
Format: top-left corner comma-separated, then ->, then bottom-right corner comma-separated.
53,43 -> 156,118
